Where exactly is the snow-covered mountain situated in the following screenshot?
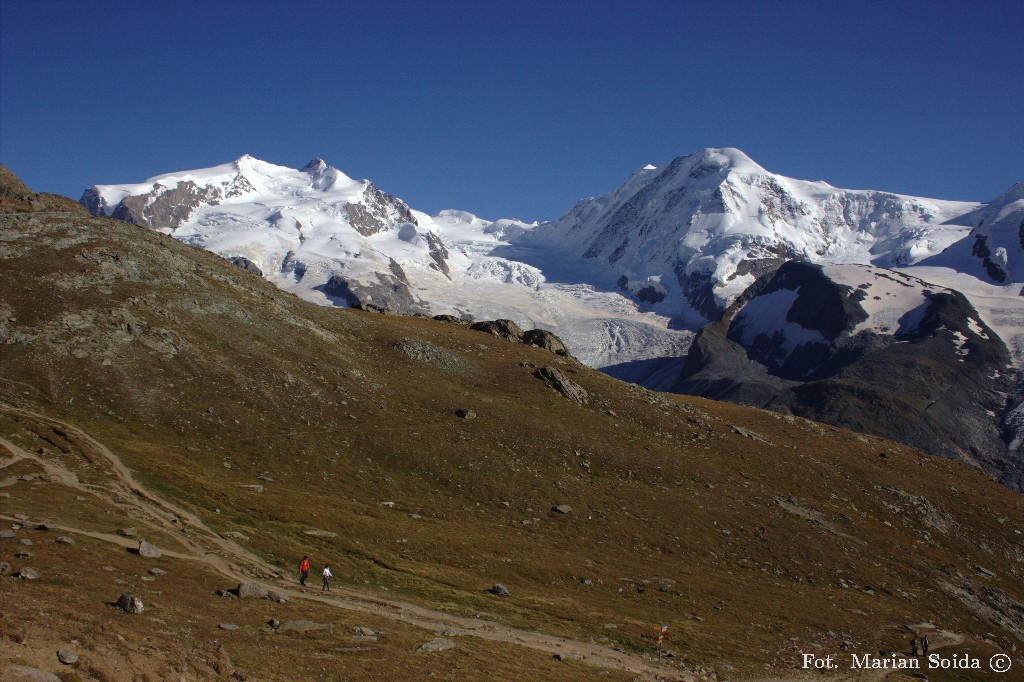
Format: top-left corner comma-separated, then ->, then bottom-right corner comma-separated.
80,155 -> 694,370
919,183 -> 1024,283
512,148 -> 978,321
79,149 -> 1020,374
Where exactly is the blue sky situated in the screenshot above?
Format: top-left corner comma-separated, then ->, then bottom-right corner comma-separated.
2,1 -> 1022,222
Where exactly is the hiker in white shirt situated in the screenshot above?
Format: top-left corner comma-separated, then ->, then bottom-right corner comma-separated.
322,563 -> 332,591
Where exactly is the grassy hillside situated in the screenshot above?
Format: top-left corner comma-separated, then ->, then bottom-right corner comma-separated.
3,170 -> 1024,680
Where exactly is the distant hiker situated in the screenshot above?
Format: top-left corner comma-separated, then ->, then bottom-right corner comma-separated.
910,635 -> 919,657
922,635 -> 929,656
322,563 -> 332,591
298,555 -> 310,586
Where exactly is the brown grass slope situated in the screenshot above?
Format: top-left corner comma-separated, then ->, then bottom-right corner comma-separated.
2,168 -> 1024,680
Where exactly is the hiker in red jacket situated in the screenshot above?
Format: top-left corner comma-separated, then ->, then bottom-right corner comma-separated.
298,555 -> 310,586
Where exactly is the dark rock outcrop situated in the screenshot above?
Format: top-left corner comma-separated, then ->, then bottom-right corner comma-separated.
321,259 -> 429,316
522,329 -> 571,357
470,319 -> 525,342
675,261 -> 1022,489
227,256 -> 263,276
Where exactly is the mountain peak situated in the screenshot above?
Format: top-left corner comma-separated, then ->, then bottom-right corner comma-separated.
302,158 -> 329,175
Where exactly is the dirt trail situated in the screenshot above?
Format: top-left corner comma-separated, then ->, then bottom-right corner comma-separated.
0,401 -> 687,680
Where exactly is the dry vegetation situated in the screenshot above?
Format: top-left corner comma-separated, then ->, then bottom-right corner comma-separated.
3,172 -> 1024,680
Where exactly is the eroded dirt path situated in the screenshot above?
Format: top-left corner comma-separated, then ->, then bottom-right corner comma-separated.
0,401 -> 688,680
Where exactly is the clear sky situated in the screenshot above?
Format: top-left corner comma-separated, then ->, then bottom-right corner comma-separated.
1,1 -> 1022,222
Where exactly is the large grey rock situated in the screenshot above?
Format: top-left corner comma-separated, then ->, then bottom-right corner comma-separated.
57,648 -> 78,664
116,593 -> 144,613
0,529 -> 15,539
137,540 -> 161,558
236,582 -> 269,599
17,567 -> 39,580
488,583 -> 510,597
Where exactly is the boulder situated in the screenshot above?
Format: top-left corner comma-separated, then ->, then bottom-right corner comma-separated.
552,504 -> 572,514
523,328 -> 572,357
116,593 -> 144,613
138,540 -> 161,558
55,536 -> 75,545
533,366 -> 589,405
488,583 -> 511,597
0,530 -> 15,539
57,649 -> 78,665
432,314 -> 471,325
470,319 -> 524,343
237,582 -> 269,599
455,408 -> 477,420
17,567 -> 39,580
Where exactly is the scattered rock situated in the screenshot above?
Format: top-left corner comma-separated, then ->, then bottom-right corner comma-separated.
19,538 -> 33,546
0,562 -> 10,575
57,648 -> 78,665
35,522 -> 57,531
268,619 -> 281,629
17,567 -> 39,580
455,408 -> 477,420
215,589 -> 238,598
15,551 -> 32,558
0,530 -> 15,539
222,531 -> 249,540
380,501 -> 396,508
219,623 -> 239,631
238,484 -> 264,493
416,637 -> 455,654
488,583 -> 511,597
17,475 -> 35,482
116,593 -> 144,613
148,567 -> 167,576
14,514 -> 29,520
116,528 -> 137,538
55,536 -> 75,545
138,540 -> 161,558
236,582 -> 269,599
552,504 -> 572,514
